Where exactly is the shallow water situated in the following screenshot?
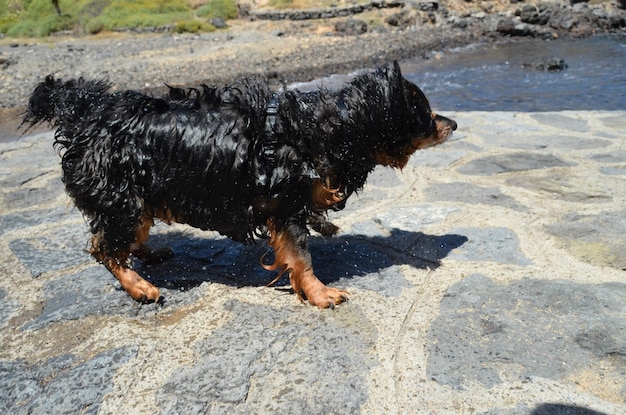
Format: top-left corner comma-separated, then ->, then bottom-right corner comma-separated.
403,35 -> 626,112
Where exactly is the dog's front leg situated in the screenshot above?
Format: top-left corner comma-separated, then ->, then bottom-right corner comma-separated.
265,218 -> 348,309
91,232 -> 160,303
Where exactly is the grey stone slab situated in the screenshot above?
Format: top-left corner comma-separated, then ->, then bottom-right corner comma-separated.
0,176 -> 64,210
487,134 -> 610,151
599,114 -> 626,130
0,134 -> 58,171
310,237 -> 395,279
601,166 -> 626,175
24,263 -> 208,331
506,174 -> 613,203
427,275 -> 626,390
144,230 -> 403,290
0,206 -> 76,236
0,168 -> 55,188
530,113 -> 590,132
9,223 -> 91,277
587,150 -> 626,163
405,232 -> 470,265
425,182 -> 528,211
0,346 -> 137,415
346,221 -> 468,266
313,230 -> 466,290
158,300 -> 375,414
545,210 -> 626,269
337,265 -> 410,297
23,266 -> 135,330
136,232 -> 265,288
352,206 -> 470,266
449,227 -> 532,265
458,152 -> 573,176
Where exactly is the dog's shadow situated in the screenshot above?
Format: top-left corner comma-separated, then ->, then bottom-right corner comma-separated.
136,228 -> 468,292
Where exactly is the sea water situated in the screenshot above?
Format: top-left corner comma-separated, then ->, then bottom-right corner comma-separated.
403,35 -> 626,112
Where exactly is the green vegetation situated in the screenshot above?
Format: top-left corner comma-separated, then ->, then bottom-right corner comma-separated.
196,0 -> 237,20
0,0 -> 238,37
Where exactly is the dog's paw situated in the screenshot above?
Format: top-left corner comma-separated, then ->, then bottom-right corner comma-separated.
133,280 -> 161,303
306,286 -> 349,309
120,268 -> 161,303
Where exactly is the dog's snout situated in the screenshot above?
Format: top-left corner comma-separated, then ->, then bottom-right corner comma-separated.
434,114 -> 457,131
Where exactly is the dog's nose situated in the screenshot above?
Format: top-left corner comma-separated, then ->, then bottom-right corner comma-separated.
435,114 -> 457,131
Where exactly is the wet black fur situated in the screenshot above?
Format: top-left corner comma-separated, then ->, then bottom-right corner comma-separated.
23,62 -> 440,258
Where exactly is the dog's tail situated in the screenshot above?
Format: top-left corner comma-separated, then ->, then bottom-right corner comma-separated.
22,75 -> 111,132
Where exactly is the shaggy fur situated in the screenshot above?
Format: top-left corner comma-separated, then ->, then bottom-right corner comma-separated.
23,61 -> 456,308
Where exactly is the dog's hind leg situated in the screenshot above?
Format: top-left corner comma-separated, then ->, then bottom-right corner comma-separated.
264,218 -> 349,309
91,225 -> 161,303
130,215 -> 174,265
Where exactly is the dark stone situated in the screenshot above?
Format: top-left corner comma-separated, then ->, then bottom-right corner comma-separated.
608,15 -> 626,29
158,300 -> 375,413
0,55 -> 16,68
452,18 -> 470,29
426,275 -> 626,388
497,18 -> 533,36
549,10 -> 575,30
335,19 -> 368,35
9,223 -> 92,278
457,152 -> 573,176
385,10 -> 414,27
517,4 -> 551,25
425,182 -> 528,211
531,113 -> 590,132
0,207 -> 71,237
210,17 -> 228,29
448,227 -> 531,265
522,56 -> 568,71
0,347 -> 137,414
0,176 -> 64,211
416,1 -> 439,11
545,210 -> 626,269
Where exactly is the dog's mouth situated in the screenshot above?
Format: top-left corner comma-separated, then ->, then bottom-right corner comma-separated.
373,113 -> 457,169
410,113 -> 457,150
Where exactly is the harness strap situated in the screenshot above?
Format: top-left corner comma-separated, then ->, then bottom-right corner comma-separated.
265,92 -> 279,134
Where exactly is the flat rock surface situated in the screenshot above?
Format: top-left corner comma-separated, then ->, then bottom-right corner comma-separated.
1,111 -> 625,414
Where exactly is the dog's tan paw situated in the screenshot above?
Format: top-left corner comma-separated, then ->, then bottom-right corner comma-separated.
305,286 -> 349,309
120,268 -> 161,303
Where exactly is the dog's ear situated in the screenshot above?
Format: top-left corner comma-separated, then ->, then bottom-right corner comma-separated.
392,60 -> 403,78
390,60 -> 405,93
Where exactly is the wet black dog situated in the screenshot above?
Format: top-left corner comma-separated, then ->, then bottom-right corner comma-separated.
23,61 -> 456,308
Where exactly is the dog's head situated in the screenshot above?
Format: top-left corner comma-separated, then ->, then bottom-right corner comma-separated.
372,61 -> 457,169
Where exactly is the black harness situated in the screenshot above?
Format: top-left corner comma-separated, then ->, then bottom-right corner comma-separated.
264,92 -> 280,135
